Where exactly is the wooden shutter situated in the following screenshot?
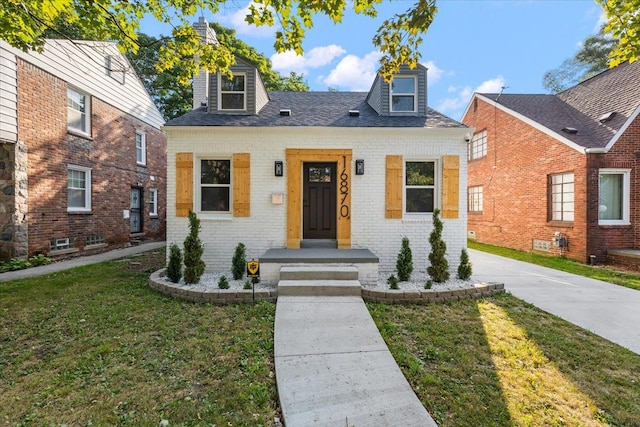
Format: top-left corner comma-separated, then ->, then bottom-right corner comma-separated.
386,155 -> 403,219
442,155 -> 459,219
233,153 -> 250,217
175,153 -> 193,217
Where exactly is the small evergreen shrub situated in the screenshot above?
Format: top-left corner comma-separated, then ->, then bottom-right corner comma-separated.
232,243 -> 247,280
387,274 -> 399,290
183,211 -> 205,284
243,280 -> 252,290
425,280 -> 433,290
218,275 -> 229,289
166,243 -> 183,283
427,209 -> 450,283
457,248 -> 473,280
396,237 -> 413,281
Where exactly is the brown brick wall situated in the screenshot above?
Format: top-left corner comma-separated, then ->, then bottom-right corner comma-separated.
16,58 -> 166,259
463,97 -> 590,262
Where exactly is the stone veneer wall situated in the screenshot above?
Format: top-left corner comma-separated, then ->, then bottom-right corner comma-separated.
0,141 -> 28,259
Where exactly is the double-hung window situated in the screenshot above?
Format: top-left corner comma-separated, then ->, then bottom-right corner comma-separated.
136,132 -> 147,165
405,161 -> 435,213
200,159 -> 231,212
219,73 -> 246,111
67,87 -> 90,135
67,165 -> 91,212
599,169 -> 630,225
468,130 -> 487,160
549,172 -> 574,222
468,186 -> 483,212
391,76 -> 417,112
149,188 -> 158,217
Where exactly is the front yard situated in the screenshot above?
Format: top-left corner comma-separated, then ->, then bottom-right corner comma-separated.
1,248 -> 639,426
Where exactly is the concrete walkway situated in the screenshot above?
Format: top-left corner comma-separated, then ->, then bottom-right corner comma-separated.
470,249 -> 640,355
275,295 -> 437,427
0,241 -> 165,282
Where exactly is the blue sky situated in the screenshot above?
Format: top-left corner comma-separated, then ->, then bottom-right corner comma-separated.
142,1 -> 605,121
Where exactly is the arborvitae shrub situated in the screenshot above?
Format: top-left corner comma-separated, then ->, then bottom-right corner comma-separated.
218,275 -> 229,289
167,243 -> 183,283
243,280 -> 252,290
457,248 -> 473,280
387,274 -> 399,290
232,243 -> 247,280
427,209 -> 450,283
183,211 -> 205,284
396,237 -> 413,281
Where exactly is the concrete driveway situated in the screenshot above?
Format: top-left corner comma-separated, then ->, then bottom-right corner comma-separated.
470,249 -> 640,355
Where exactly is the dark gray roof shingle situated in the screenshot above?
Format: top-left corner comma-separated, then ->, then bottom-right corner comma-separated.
479,60 -> 640,149
165,91 -> 466,129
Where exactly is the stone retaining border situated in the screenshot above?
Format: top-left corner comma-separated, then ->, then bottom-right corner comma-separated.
149,269 -> 504,304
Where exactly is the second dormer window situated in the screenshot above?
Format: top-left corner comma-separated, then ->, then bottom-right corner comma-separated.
390,76 -> 416,112
219,73 -> 246,111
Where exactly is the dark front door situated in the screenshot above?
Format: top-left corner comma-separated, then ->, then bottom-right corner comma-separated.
130,187 -> 142,234
303,162 -> 337,240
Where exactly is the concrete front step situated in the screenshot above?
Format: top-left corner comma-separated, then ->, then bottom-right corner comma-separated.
278,279 -> 362,297
280,265 -> 359,281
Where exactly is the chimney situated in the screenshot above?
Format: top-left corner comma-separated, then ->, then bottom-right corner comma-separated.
192,17 -> 218,110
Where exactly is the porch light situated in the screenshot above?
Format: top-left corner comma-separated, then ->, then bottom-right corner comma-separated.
274,161 -> 283,177
355,159 -> 364,175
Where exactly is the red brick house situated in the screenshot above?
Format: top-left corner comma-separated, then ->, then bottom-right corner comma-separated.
462,60 -> 640,265
0,39 -> 166,260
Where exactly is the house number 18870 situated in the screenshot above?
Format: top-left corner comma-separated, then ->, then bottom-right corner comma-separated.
340,156 -> 349,218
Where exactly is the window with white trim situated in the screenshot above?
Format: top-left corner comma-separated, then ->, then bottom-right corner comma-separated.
599,169 -> 630,225
199,159 -> 231,212
549,172 -> 574,221
67,87 -> 90,134
149,188 -> 158,217
67,165 -> 91,212
405,161 -> 436,213
219,73 -> 246,110
136,132 -> 146,165
468,186 -> 483,212
468,130 -> 487,160
390,76 -> 417,112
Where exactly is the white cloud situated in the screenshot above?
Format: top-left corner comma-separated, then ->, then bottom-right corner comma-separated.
215,3 -> 278,38
436,76 -> 506,119
321,51 -> 382,91
421,60 -> 444,87
271,45 -> 347,75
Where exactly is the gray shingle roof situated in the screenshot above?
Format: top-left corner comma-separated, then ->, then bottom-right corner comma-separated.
479,60 -> 640,149
165,91 -> 466,129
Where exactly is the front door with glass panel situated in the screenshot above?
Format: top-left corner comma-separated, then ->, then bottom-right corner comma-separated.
130,187 -> 143,233
303,162 -> 337,240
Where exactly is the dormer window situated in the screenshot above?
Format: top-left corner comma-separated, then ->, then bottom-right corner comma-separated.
390,76 -> 417,112
219,73 -> 246,111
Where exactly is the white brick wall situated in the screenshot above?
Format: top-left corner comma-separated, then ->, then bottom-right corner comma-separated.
165,126 -> 468,275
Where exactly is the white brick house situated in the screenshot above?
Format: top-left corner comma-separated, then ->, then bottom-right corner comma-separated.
164,26 -> 470,281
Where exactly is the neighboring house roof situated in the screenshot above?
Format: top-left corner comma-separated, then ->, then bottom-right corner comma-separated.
474,60 -> 640,152
1,39 -> 164,129
165,91 -> 466,129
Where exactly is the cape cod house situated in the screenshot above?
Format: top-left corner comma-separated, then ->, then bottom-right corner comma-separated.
0,39 -> 166,260
163,22 -> 470,285
462,60 -> 640,266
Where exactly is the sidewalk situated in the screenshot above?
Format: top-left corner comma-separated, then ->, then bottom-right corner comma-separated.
275,295 -> 437,427
0,241 -> 165,282
470,249 -> 640,355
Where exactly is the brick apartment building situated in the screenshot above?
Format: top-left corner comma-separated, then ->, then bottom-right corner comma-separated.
462,60 -> 640,265
0,39 -> 166,260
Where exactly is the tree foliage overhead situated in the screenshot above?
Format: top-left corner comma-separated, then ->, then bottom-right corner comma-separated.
0,0 -> 438,84
597,0 -> 640,67
542,30 -> 617,93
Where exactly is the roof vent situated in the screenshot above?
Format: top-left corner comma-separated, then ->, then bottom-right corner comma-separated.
562,127 -> 578,135
279,109 -> 292,116
599,112 -> 616,123
348,109 -> 360,117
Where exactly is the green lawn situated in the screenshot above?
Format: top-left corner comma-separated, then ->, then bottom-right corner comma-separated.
2,247 -> 639,426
